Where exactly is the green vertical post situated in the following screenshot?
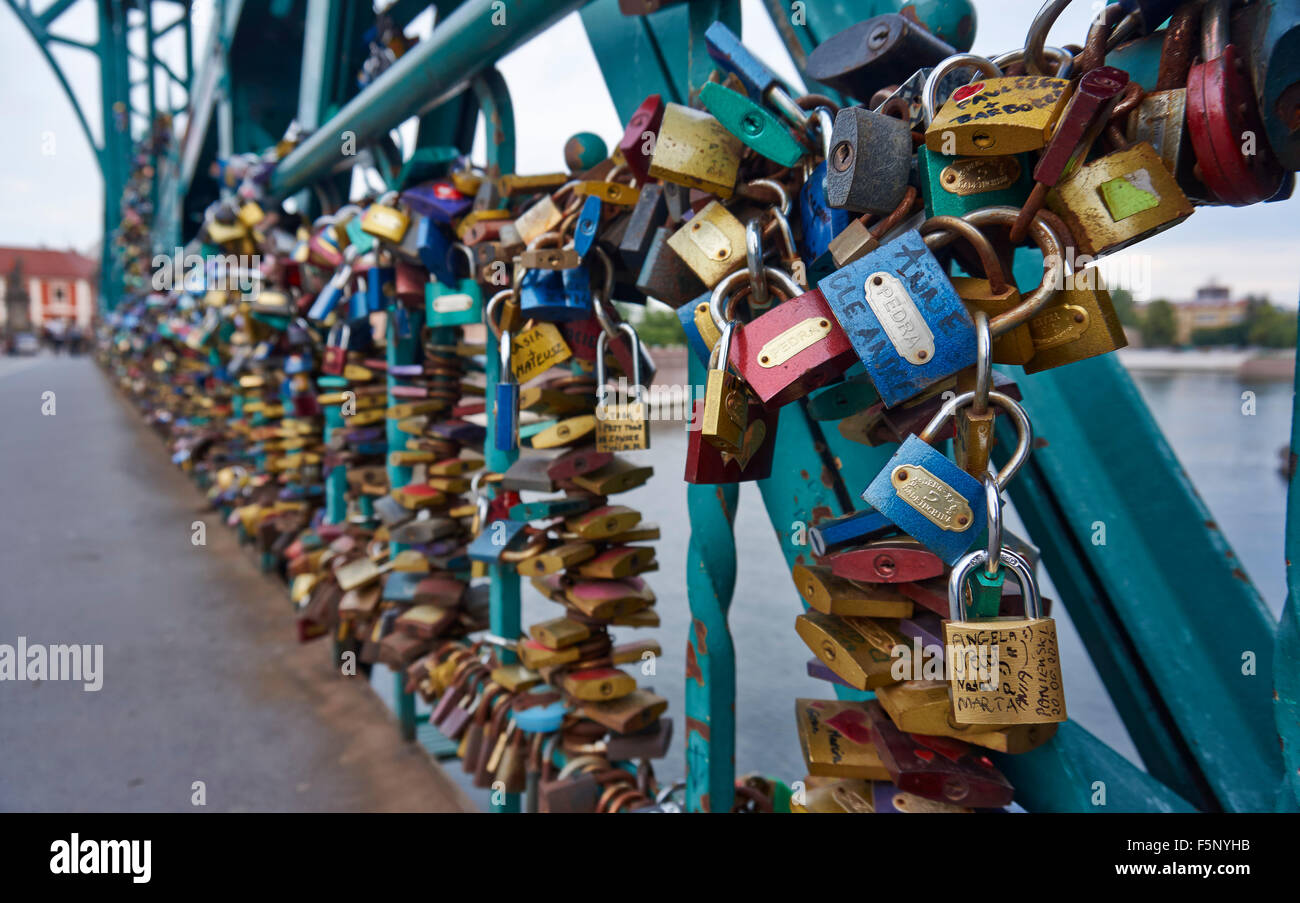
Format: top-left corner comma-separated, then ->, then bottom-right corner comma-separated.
387,291 -> 422,741
484,312 -> 521,814
1276,324 -> 1300,811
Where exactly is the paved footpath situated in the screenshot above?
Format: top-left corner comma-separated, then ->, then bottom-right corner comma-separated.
0,353 -> 474,812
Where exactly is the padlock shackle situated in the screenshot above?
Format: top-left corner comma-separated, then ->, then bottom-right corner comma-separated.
499,326 -> 517,386
972,309 -> 992,416
1203,0 -> 1232,59
983,473 -> 1002,579
919,389 -> 1032,491
923,206 -> 1064,337
922,54 -> 1001,125
920,216 -> 1009,294
947,547 -> 1041,622
484,289 -> 512,340
745,220 -> 770,312
743,177 -> 791,216
594,322 -> 644,403
1023,0 -> 1075,75
708,266 -> 803,333
447,241 -> 476,281
993,45 -> 1074,78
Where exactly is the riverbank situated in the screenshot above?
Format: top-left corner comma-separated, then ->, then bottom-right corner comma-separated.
1117,348 -> 1295,380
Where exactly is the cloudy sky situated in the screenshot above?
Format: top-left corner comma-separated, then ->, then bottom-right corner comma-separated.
3,0 -> 1297,304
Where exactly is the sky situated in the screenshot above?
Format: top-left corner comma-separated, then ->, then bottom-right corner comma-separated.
2,0 -> 1298,305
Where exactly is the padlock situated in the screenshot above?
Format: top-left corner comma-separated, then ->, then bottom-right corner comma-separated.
595,322 -> 650,453
666,200 -> 748,288
864,700 -> 1015,807
793,564 -> 913,618
817,227 -> 977,408
519,243 -> 589,323
805,13 -> 956,102
825,106 -> 913,215
617,93 -> 665,185
795,698 -> 892,780
616,183 -> 667,273
401,180 -> 472,225
1242,0 -> 1300,172
492,311 -> 520,454
1009,65 -> 1130,240
321,322 -> 350,376
699,81 -> 806,167
796,610 -> 905,692
647,103 -> 742,198
861,389 -> 1031,565
637,227 -> 705,309
944,547 -> 1067,725
514,193 -> 564,247
807,508 -> 893,557
799,112 -> 853,262
925,75 -> 1073,156
1021,269 -> 1128,374
425,242 -> 483,328
362,263 -> 396,313
684,394 -> 778,485
874,680 -> 1059,754
918,149 -> 1034,218
573,194 -> 602,260
704,21 -> 808,133
699,296 -> 748,456
360,191 -> 410,244
1046,141 -> 1193,257
1186,0 -> 1285,206
307,246 -> 358,321
727,270 -> 855,407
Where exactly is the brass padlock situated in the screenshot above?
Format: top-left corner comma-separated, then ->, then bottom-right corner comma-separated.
595,323 -> 650,453
943,547 -> 1066,726
1045,141 -> 1193,257
925,75 -> 1073,156
647,103 -> 742,198
1022,270 -> 1127,374
666,200 -> 747,288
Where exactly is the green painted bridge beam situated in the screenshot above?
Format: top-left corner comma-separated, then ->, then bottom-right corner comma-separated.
270,0 -> 589,199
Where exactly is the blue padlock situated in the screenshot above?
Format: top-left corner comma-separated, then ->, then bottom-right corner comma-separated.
401,181 -> 471,225
515,700 -> 568,734
518,266 -> 591,322
363,265 -> 395,314
808,507 -> 893,557
678,291 -> 713,367
307,247 -> 358,321
817,228 -> 976,408
573,195 -> 602,260
493,328 -> 519,452
467,518 -> 529,563
416,215 -> 455,285
862,389 -> 1031,565
799,160 -> 852,261
863,434 -> 984,566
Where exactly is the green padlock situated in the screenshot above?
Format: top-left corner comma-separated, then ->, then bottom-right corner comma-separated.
425,243 -> 484,328
917,147 -> 1034,218
699,81 -> 806,167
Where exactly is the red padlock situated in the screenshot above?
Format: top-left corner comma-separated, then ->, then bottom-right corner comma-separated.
683,397 -> 778,484
730,287 -> 856,407
394,260 -> 428,304
618,94 -> 665,185
1186,0 -> 1284,205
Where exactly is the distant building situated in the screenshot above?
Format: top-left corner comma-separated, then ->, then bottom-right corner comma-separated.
1172,282 -> 1247,344
0,247 -> 97,331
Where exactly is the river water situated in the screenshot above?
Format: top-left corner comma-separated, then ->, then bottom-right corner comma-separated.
392,369 -> 1293,808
